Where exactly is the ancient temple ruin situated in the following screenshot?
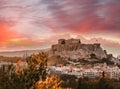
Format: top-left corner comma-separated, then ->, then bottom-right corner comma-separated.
49,38 -> 107,59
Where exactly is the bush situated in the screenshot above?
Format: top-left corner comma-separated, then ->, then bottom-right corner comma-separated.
0,52 -> 48,89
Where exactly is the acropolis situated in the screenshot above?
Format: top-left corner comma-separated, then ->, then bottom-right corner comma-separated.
50,38 -> 107,60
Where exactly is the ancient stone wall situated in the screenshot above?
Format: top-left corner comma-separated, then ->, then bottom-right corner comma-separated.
49,39 -> 107,59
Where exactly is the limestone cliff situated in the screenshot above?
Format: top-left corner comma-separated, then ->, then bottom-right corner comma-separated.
49,38 -> 107,60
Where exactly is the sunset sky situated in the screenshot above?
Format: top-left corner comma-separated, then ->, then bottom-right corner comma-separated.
0,0 -> 120,57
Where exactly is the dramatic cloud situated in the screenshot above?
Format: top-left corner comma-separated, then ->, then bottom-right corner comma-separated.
0,0 -> 120,56
0,22 -> 21,43
40,0 -> 120,33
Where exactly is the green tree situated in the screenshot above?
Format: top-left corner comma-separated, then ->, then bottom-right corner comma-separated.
98,78 -> 107,89
0,52 -> 48,89
60,74 -> 77,89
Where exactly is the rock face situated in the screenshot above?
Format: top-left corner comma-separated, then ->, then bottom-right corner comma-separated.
49,38 -> 107,60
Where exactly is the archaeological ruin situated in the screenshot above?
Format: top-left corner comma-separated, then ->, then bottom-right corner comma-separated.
49,38 -> 107,60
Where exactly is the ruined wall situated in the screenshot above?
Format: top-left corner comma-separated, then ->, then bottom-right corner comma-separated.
58,38 -> 81,45
49,39 -> 107,59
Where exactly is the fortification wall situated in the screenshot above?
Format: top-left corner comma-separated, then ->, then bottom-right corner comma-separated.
50,39 -> 107,59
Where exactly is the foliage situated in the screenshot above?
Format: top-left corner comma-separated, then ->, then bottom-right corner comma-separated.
0,52 -> 120,89
33,74 -> 68,89
90,53 -> 97,59
0,52 -> 71,89
0,52 -> 48,89
60,74 -> 77,89
77,78 -> 117,89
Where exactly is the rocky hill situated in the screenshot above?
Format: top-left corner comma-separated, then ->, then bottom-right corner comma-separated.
49,38 -> 107,61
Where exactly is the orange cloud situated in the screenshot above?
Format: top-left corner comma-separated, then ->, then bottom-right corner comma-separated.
0,23 -> 21,43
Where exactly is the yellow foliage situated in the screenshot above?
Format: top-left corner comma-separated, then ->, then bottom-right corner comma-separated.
33,74 -> 72,89
26,52 -> 48,68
